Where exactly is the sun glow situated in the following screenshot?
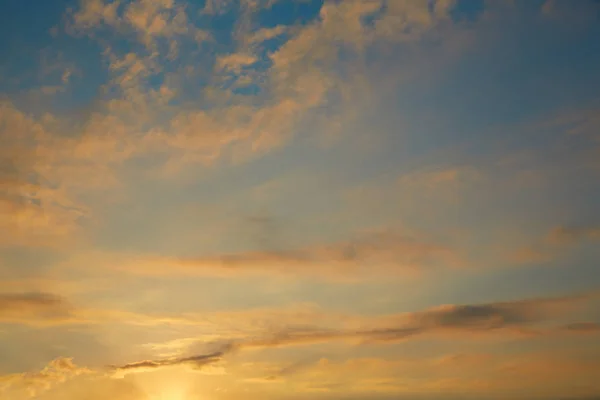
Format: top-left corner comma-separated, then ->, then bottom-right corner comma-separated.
152,387 -> 186,400
136,368 -> 197,400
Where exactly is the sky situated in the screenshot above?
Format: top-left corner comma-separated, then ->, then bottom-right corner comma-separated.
1,0 -> 600,399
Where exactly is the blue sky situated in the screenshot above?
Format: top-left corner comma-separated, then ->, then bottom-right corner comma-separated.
1,1 -> 600,399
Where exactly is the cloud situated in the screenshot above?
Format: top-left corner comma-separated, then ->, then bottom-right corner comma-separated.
1,291 -> 598,398
200,0 -> 289,16
108,350 -> 225,378
397,166 -> 483,189
226,293 -> 589,349
0,101 -> 119,247
0,292 -> 75,325
135,291 -> 597,360
0,0 -> 473,246
201,0 -> 235,15
246,25 -> 287,45
216,53 -> 258,73
0,292 -> 64,308
0,357 -> 90,398
0,178 -> 88,248
37,86 -> 66,95
560,322 -> 600,334
541,0 -> 600,25
69,0 -> 120,31
70,0 -> 205,48
107,229 -> 462,279
61,0 -> 445,175
174,0 -> 460,164
2,279 -> 597,343
547,225 -> 600,246
512,224 -> 600,264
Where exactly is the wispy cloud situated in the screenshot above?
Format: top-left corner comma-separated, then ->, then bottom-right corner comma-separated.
0,292 -> 74,325
108,350 -> 225,378
104,229 -> 462,279
132,291 -> 599,361
512,224 -> 600,264
220,292 -> 593,349
559,322 -> 600,334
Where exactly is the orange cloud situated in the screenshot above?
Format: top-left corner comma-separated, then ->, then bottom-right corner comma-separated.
70,0 -> 207,49
222,292 -> 591,349
559,322 -> 600,334
103,229 -> 461,279
0,102 -> 125,247
124,291 -> 600,361
0,292 -> 75,325
0,357 -> 90,399
512,224 -> 600,264
547,225 -> 600,245
0,0 -> 467,214
397,166 -> 484,190
216,53 -> 258,73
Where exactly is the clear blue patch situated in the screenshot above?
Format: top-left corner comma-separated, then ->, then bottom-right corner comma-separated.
256,31 -> 292,58
197,6 -> 240,51
232,83 -> 261,96
0,0 -> 76,55
0,0 -> 76,93
449,0 -> 485,23
256,0 -> 323,28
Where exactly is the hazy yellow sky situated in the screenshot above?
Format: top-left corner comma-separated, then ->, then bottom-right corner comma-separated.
1,0 -> 600,399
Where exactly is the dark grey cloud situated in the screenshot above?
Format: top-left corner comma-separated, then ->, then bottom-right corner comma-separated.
165,229 -> 460,279
108,350 -> 225,376
514,225 -> 600,263
0,292 -> 82,327
0,292 -> 64,309
548,225 -> 600,245
560,322 -> 600,333
244,213 -> 288,251
195,293 -> 594,353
